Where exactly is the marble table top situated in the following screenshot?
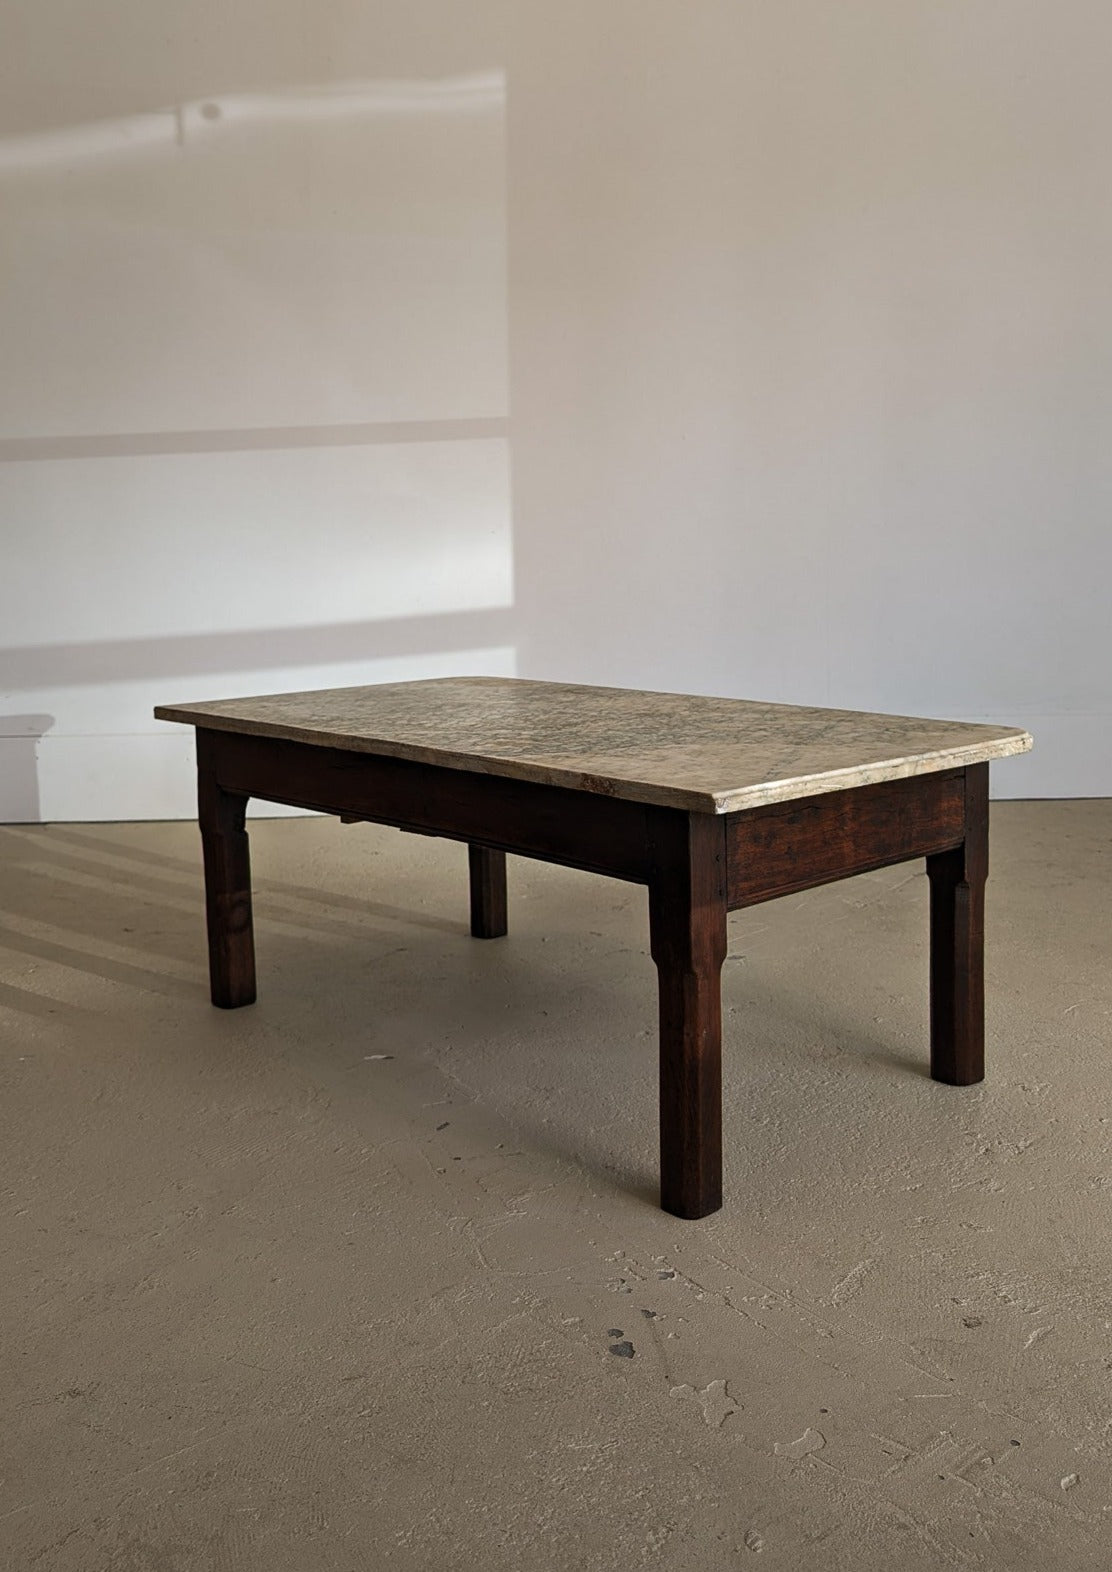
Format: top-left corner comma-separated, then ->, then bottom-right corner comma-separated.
155,677 -> 1032,814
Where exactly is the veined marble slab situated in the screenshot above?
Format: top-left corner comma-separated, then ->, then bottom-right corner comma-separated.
155,677 -> 1032,814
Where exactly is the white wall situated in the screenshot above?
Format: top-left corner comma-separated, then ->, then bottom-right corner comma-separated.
507,1 -> 1112,800
0,3 -> 514,820
2,1 -> 1109,818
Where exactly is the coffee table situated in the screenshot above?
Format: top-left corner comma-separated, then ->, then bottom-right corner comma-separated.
155,678 -> 1031,1218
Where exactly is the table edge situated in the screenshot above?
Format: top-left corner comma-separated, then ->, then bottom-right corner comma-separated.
155,706 -> 1033,815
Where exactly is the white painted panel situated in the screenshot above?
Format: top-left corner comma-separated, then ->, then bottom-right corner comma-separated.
507,0 -> 1112,795
0,74 -> 506,437
0,0 -> 510,820
0,438 -> 512,648
0,435 -> 514,819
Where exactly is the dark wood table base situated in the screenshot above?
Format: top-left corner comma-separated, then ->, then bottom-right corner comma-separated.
195,727 -> 988,1219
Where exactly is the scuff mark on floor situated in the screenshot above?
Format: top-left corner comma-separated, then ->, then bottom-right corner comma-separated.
831,1258 -> 875,1307
774,1426 -> 826,1461
670,1380 -> 738,1429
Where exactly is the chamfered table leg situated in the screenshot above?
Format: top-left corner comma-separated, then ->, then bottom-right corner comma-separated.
927,763 -> 988,1085
468,844 -> 508,939
197,731 -> 256,1009
649,813 -> 728,1218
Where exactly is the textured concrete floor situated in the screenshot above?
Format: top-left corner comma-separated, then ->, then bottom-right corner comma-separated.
1,802 -> 1109,1571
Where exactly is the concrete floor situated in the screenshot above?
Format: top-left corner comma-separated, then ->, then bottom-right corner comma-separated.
1,802 -> 1109,1571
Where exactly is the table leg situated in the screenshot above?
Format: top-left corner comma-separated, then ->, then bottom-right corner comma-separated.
198,738 -> 256,1009
927,763 -> 988,1084
468,845 -> 508,938
649,814 -> 728,1218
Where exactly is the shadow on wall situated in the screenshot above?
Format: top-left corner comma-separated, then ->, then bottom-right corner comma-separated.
0,715 -> 54,821
0,416 -> 507,466
0,608 -> 517,691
